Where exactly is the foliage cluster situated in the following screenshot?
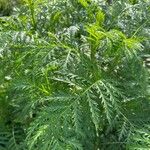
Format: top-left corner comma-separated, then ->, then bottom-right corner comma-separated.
0,0 -> 150,149
0,0 -> 22,16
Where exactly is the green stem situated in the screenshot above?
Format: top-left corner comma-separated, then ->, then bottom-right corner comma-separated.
90,44 -> 99,80
131,20 -> 148,38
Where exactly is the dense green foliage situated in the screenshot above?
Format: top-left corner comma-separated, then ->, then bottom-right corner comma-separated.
0,0 -> 150,149
0,0 -> 22,16
0,0 -> 12,16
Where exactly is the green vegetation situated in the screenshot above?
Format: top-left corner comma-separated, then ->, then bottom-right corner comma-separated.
0,0 -> 150,149
0,0 -> 12,16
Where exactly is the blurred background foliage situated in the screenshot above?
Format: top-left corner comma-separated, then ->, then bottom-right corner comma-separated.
0,0 -> 12,16
0,0 -> 23,16
0,0 -> 150,149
